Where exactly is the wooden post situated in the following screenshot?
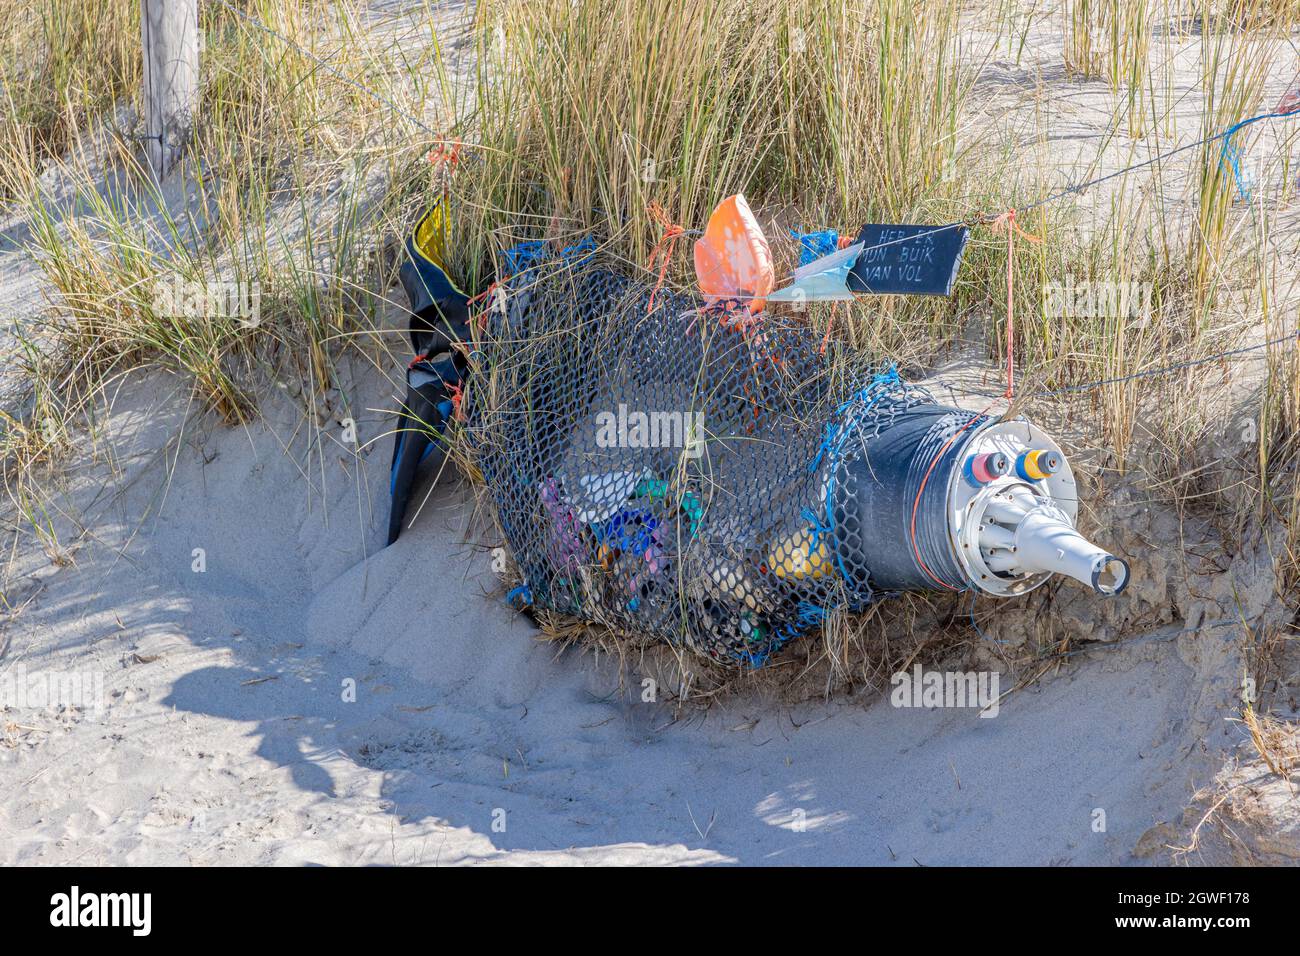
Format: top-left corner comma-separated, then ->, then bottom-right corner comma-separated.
140,0 -> 199,180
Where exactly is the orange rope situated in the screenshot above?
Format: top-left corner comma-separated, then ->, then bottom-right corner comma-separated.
427,139 -> 462,176
645,201 -> 685,314
446,382 -> 466,422
467,281 -> 499,329
819,302 -> 839,356
907,208 -> 1039,589
987,208 -> 1041,399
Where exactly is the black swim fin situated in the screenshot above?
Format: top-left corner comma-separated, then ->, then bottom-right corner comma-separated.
387,355 -> 464,545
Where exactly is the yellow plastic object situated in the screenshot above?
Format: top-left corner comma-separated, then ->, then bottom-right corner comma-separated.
693,194 -> 774,310
1020,449 -> 1052,480
706,559 -> 769,612
768,528 -> 832,580
413,202 -> 449,270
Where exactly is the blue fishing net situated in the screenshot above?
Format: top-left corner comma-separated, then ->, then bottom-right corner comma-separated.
466,248 -> 939,666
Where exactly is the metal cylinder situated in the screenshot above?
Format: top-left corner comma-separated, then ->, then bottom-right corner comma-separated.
831,407 -> 986,593
829,407 -> 1131,599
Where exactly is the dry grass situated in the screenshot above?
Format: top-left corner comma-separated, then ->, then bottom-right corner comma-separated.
0,0 -> 139,179
1175,698 -> 1299,863
1242,703 -> 1300,779
450,0 -> 983,354
0,1 -> 437,451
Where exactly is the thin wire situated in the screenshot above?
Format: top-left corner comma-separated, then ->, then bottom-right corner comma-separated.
945,329 -> 1300,403
1036,617 -> 1243,663
967,591 -> 1005,645
1020,111 -> 1298,214
842,109 -> 1300,259
1032,330 -> 1300,398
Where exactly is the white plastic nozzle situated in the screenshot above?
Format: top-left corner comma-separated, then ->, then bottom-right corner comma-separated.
1002,504 -> 1130,595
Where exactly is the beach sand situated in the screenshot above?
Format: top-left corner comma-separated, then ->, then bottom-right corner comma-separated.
0,352 -> 1250,866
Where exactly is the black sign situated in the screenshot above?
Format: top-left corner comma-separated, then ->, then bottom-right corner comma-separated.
847,223 -> 968,297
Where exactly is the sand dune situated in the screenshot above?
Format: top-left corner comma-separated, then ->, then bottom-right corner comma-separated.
0,353 -> 1247,866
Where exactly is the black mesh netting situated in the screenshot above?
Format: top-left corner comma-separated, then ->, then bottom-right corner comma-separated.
465,252 -> 953,666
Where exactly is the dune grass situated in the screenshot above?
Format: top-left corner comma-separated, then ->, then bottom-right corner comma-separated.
0,0 -> 139,180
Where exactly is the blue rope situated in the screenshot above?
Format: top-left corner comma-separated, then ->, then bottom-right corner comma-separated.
1219,117 -> 1255,201
740,602 -> 832,668
789,227 -> 840,266
797,602 -> 829,626
800,506 -> 831,555
502,240 -> 549,275
501,234 -> 598,281
560,234 -> 597,265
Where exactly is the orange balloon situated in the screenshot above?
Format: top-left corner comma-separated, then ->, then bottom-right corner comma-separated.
693,194 -> 774,311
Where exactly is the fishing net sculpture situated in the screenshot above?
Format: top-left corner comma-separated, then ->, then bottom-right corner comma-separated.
471,262 -> 921,664
392,195 -> 1132,668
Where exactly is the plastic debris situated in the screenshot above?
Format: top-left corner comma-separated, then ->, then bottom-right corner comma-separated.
789,227 -> 840,266
693,194 -> 774,310
464,252 -> 1130,666
767,242 -> 862,303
